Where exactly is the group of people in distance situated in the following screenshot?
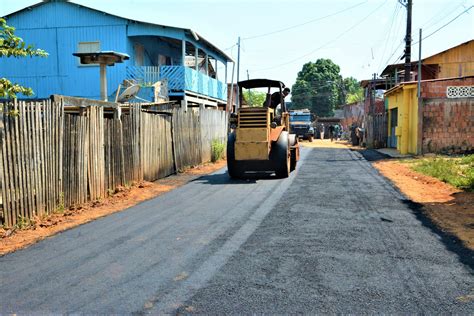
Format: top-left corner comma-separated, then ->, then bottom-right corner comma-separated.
319,123 -> 343,141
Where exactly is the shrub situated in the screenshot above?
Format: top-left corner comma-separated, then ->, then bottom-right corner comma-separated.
211,139 -> 225,162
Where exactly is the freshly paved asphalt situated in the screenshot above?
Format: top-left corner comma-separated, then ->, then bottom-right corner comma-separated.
0,147 -> 473,314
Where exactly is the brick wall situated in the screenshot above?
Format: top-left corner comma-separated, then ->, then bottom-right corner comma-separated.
420,76 -> 474,99
421,77 -> 474,153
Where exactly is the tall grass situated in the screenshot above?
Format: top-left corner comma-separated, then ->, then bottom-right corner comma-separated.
411,154 -> 474,191
211,139 -> 225,162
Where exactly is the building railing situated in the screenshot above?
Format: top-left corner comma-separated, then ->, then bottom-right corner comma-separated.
125,66 -> 161,86
159,65 -> 227,101
126,65 -> 227,101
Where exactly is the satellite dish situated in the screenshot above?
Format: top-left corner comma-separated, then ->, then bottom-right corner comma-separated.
116,84 -> 140,103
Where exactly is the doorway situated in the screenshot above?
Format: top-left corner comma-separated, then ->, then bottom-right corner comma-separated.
389,108 -> 398,148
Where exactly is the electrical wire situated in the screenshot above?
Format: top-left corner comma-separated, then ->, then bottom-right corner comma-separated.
420,1 -> 461,28
251,0 -> 389,73
242,1 -> 368,41
376,2 -> 402,73
413,5 -> 473,45
421,2 -> 468,32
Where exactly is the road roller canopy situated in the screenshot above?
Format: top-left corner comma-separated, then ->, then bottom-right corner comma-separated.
238,79 -> 285,89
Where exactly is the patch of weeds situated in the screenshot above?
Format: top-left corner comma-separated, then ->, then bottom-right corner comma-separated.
107,188 -> 115,197
411,154 -> 474,191
15,215 -> 35,230
211,139 -> 225,162
55,192 -> 65,213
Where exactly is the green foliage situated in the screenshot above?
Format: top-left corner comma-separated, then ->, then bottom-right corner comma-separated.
15,215 -> 35,230
242,90 -> 266,107
291,60 -> 365,115
343,77 -> 364,104
211,139 -> 225,162
290,80 -> 313,110
291,59 -> 342,117
55,192 -> 65,213
411,155 -> 474,192
0,18 -> 48,99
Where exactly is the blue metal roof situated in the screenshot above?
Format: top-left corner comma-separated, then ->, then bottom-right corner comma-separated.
4,0 -> 233,63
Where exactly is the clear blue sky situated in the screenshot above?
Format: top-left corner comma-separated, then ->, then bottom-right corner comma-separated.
1,0 -> 473,89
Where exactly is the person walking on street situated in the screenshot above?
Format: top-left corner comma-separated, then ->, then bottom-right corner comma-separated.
334,124 -> 341,141
320,123 -> 325,140
329,124 -> 335,142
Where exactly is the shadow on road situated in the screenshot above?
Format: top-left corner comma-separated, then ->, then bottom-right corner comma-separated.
351,148 -> 391,161
191,172 -> 283,185
402,199 -> 474,271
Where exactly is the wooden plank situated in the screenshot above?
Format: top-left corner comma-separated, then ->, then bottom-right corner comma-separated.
1,103 -> 12,227
24,103 -> 34,219
19,102 -> 30,219
12,100 -> 24,223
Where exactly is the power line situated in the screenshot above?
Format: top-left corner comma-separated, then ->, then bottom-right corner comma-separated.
378,4 -> 472,75
376,2 -> 402,73
223,43 -> 237,51
251,0 -> 389,73
413,5 -> 473,45
421,2 -> 466,31
378,7 -> 409,74
242,1 -> 368,41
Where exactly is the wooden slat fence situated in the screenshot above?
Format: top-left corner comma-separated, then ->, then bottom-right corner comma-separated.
200,109 -> 228,162
0,100 -> 228,227
63,114 -> 89,207
0,100 -> 63,227
172,108 -> 202,170
87,107 -> 105,199
366,113 -> 388,149
140,110 -> 174,181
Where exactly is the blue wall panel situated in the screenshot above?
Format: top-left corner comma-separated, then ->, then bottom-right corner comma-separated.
2,1 -> 230,100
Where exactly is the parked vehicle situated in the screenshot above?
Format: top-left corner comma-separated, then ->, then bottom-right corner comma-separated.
289,109 -> 315,142
227,79 -> 299,178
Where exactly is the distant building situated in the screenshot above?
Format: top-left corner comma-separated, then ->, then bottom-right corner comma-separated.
381,39 -> 474,87
383,39 -> 474,154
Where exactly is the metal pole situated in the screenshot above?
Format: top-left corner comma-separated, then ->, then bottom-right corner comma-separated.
417,28 -> 423,154
236,36 -> 241,110
404,0 -> 413,82
417,28 -> 422,98
100,63 -> 107,101
229,62 -> 235,112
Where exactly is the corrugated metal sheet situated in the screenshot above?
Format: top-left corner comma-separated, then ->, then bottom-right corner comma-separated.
1,1 -> 229,100
6,2 -> 124,29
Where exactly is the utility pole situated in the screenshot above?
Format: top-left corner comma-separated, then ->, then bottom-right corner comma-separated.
236,36 -> 241,110
400,0 -> 413,82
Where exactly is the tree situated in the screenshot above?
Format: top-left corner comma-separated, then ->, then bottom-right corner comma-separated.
0,18 -> 48,99
343,77 -> 363,104
291,59 -> 342,117
242,90 -> 266,107
290,80 -> 313,110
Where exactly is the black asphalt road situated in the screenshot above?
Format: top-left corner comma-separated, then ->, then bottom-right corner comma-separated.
1,147 -> 473,314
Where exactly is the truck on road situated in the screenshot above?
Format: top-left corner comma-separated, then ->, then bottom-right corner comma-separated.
289,109 -> 315,142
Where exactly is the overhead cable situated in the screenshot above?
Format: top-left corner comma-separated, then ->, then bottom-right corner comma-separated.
251,0 -> 389,73
242,1 -> 368,41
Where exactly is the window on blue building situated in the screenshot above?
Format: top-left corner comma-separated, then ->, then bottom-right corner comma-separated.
77,41 -> 100,66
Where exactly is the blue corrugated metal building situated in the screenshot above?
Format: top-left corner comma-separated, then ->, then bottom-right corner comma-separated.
1,0 -> 233,107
